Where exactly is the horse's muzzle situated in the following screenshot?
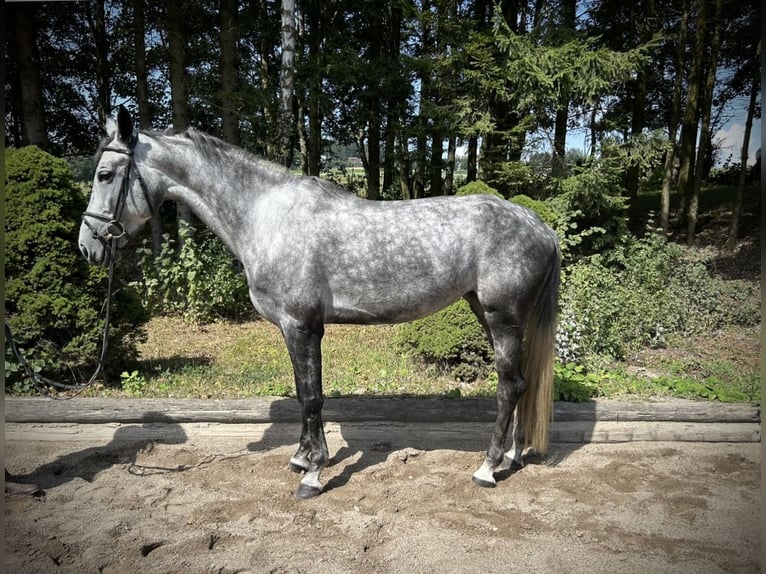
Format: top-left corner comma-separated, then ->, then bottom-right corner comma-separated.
79,242 -> 107,266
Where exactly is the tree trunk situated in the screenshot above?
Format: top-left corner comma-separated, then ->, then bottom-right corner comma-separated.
725,41 -> 760,251
134,0 -> 162,256
254,0 -> 277,160
687,0 -> 722,246
220,0 -> 239,145
430,136 -> 443,196
397,131 -> 413,200
551,0 -> 575,178
367,115 -> 381,200
365,13 -> 383,201
676,0 -> 706,220
134,0 -> 151,129
88,0 -> 111,134
383,120 -> 396,196
305,0 -> 322,176
167,0 -> 193,244
14,3 -> 49,150
660,0 -> 690,233
552,103 -> 568,177
383,2 -> 403,196
445,135 -> 456,195
466,136 -> 478,183
625,0 -> 653,216
279,0 -> 297,168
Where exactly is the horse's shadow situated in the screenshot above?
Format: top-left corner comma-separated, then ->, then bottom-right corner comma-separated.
13,412 -> 189,493
14,398 -> 595,496
244,396 -> 596,493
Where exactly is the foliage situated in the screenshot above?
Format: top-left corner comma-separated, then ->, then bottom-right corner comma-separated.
509,194 -> 558,229
455,180 -> 504,199
546,162 -> 630,256
4,146 -> 148,392
493,161 -> 548,198
132,224 -> 251,323
396,300 -> 492,382
557,230 -> 761,366
553,362 -> 602,402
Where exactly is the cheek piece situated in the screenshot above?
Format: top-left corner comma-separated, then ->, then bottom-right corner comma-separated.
82,135 -> 153,247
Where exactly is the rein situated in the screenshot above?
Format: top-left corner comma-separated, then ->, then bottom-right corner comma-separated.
5,239 -> 119,398
6,136 -> 151,398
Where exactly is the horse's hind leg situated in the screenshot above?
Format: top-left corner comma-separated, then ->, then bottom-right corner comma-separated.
495,408 -> 525,473
282,320 -> 329,499
472,312 -> 526,488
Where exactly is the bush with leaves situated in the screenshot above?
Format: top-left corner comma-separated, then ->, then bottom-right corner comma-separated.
547,162 -> 629,257
557,230 -> 761,366
4,146 -> 148,392
396,299 -> 492,381
455,180 -> 505,199
133,224 -> 251,323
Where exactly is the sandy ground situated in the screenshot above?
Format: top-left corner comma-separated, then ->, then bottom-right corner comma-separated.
4,421 -> 761,574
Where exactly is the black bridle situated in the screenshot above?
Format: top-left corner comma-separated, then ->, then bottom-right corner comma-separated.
82,135 -> 154,248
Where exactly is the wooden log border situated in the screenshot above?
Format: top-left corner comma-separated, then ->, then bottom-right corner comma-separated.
4,397 -> 760,443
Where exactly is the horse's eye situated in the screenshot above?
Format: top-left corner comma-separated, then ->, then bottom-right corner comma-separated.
97,171 -> 114,183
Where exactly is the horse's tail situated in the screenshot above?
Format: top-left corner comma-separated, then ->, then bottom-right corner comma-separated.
518,243 -> 560,454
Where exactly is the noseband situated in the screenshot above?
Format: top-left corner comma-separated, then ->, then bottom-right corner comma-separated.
82,135 -> 153,245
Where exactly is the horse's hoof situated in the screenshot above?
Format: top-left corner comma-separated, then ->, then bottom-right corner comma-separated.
471,475 -> 497,488
295,483 -> 323,500
289,461 -> 306,474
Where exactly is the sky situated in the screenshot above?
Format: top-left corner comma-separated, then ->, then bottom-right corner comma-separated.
713,116 -> 761,167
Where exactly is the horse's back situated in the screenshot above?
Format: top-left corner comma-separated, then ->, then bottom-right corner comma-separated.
296,189 -> 557,324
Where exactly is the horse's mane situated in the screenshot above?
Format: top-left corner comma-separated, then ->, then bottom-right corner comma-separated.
135,127 -> 352,197
144,127 -> 293,186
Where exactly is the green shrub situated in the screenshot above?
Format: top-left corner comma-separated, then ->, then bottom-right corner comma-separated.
557,231 -> 761,365
133,224 -> 251,323
509,194 -> 558,228
396,300 -> 492,381
455,180 -> 504,199
493,161 -> 549,198
4,146 -> 148,392
547,163 -> 629,256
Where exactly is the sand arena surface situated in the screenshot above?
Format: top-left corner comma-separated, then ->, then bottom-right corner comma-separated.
4,420 -> 761,573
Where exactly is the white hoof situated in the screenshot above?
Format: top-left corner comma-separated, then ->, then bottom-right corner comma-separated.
471,460 -> 497,488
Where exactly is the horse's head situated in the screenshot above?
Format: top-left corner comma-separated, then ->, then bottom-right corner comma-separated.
79,106 -> 157,266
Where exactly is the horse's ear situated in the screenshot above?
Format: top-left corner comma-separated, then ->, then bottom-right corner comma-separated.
105,117 -> 118,138
116,105 -> 134,142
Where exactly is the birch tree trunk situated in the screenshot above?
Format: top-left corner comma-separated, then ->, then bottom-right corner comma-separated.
280,0 -> 297,168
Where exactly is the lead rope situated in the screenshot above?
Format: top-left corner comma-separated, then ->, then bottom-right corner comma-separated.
5,237 -> 120,399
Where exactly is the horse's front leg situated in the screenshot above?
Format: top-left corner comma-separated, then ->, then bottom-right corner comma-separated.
282,320 -> 328,499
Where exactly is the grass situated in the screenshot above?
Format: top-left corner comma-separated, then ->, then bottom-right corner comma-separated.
87,317 -> 497,399
82,315 -> 759,404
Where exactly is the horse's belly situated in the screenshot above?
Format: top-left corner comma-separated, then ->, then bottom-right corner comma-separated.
323,280 -> 467,325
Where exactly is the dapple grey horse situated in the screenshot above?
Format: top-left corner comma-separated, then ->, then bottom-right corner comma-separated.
79,107 -> 560,499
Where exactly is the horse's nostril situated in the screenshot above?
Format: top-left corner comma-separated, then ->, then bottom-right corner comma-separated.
80,244 -> 90,260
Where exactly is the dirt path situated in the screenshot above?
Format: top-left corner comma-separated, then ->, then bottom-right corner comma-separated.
5,422 -> 761,573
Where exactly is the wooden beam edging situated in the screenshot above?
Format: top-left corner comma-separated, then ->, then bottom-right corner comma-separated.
4,396 -> 760,425
4,420 -> 760,445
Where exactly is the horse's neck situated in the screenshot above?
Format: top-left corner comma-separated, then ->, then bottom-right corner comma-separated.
150,138 -> 254,260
